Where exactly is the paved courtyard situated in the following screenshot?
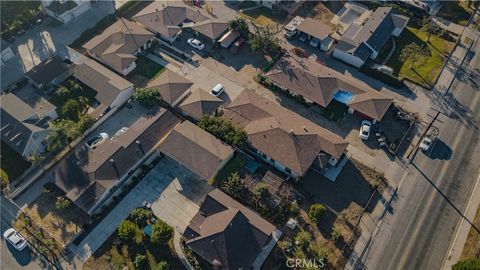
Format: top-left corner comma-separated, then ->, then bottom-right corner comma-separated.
69,156 -> 211,261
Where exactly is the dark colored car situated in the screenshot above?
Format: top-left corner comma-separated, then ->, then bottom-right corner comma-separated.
229,38 -> 246,54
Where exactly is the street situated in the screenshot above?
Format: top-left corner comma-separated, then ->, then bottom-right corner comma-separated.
362,35 -> 480,269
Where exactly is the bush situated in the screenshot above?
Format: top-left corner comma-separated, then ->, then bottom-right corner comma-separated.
133,254 -> 148,269
55,196 -> 71,210
153,261 -> 170,270
130,208 -> 152,226
452,258 -> 480,270
1,169 -> 9,190
295,230 -> 312,249
289,202 -> 300,217
308,204 -> 326,223
133,88 -> 160,107
117,220 -> 137,242
221,172 -> 247,200
331,226 -> 343,241
360,65 -> 406,89
199,115 -> 247,148
151,220 -> 173,245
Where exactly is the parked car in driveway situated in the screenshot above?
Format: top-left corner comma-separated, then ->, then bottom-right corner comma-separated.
309,37 -> 320,48
85,132 -> 109,150
3,228 -> 28,251
419,137 -> 433,152
230,38 -> 246,54
187,38 -> 205,50
211,83 -> 225,97
359,120 -> 372,140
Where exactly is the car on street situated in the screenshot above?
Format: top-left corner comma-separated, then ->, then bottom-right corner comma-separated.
211,83 -> 225,97
359,120 -> 372,140
111,127 -> 128,140
187,38 -> 205,50
85,132 -> 109,150
419,137 -> 433,152
299,33 -> 308,42
309,37 -> 320,48
3,228 -> 28,251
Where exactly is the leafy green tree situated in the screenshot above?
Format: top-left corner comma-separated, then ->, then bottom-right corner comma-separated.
118,220 -> 137,242
151,220 -> 173,244
61,99 -> 82,121
0,169 -> 9,190
133,254 -> 148,269
331,226 -> 343,241
295,230 -> 311,250
308,204 -> 326,223
399,42 -> 429,70
133,88 -> 160,107
253,183 -> 270,205
55,196 -> 71,210
421,16 -> 445,42
221,172 -> 247,200
199,115 -> 247,148
452,258 -> 480,270
130,208 -> 152,226
55,85 -> 71,97
153,261 -> 170,270
248,23 -> 281,56
229,17 -> 249,37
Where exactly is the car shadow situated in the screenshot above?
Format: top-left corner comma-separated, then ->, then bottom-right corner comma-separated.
426,139 -> 452,160
3,241 -> 33,266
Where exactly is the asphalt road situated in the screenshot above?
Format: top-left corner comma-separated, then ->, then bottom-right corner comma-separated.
1,195 -> 42,270
362,38 -> 480,269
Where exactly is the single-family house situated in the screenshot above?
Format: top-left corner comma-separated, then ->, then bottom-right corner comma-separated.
296,17 -> 333,50
179,88 -> 223,121
83,18 -> 154,76
133,3 -> 228,43
333,7 -> 409,68
222,90 -> 349,178
144,69 -> 193,107
42,0 -> 91,24
1,90 -> 58,158
53,107 -> 180,214
184,188 -> 282,270
72,57 -> 134,118
25,55 -> 72,89
160,121 -> 234,181
264,55 -> 393,121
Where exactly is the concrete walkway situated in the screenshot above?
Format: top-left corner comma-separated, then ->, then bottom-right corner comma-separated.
173,231 -> 194,270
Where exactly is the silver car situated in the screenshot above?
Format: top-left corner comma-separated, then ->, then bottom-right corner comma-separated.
3,228 -> 28,251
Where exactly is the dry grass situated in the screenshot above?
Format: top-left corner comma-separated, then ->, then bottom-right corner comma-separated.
351,158 -> 389,192
24,191 -> 87,245
460,206 -> 480,260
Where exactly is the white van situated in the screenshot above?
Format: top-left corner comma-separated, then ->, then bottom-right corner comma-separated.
211,83 -> 225,97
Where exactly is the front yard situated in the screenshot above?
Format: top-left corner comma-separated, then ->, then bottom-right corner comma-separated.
386,22 -> 455,87
127,56 -> 165,87
84,208 -> 182,270
437,1 -> 477,26
0,141 -> 31,181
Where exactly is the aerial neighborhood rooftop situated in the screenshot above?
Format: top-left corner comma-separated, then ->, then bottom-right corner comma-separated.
1,1 -> 479,270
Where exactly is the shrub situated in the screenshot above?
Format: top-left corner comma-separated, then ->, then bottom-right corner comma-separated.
133,88 -> 160,107
117,220 -> 137,242
289,202 -> 300,217
360,65 -> 406,89
151,220 -> 173,244
130,208 -> 152,226
199,115 -> 247,148
452,258 -> 480,270
133,254 -> 148,269
55,196 -> 71,210
1,169 -> 9,190
295,230 -> 311,249
308,204 -> 326,223
221,172 -> 247,200
331,226 -> 343,241
153,261 -> 170,270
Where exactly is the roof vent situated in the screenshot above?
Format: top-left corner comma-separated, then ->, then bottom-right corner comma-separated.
303,126 -> 308,132
109,159 -> 115,164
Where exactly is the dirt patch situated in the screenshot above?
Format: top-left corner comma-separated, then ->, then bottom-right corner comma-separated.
460,206 -> 480,260
24,190 -> 88,245
350,158 -> 390,193
291,1 -> 343,28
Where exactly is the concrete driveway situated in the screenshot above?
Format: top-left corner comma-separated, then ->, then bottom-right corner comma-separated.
1,1 -> 114,90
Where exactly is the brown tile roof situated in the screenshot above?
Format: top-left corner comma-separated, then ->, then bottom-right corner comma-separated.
223,90 -> 348,176
133,4 -> 209,38
264,55 -> 392,120
184,188 -> 277,269
145,69 -> 193,106
190,20 -> 229,40
73,57 -> 133,106
54,107 -> 180,213
160,121 -> 233,180
179,88 -> 223,120
83,18 -> 153,72
296,18 -> 332,40
25,55 -> 71,87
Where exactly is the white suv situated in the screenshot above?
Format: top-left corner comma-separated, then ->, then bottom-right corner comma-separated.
211,84 -> 225,97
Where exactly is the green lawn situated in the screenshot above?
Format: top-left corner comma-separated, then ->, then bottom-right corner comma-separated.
386,23 -> 454,87
1,142 -> 31,181
437,1 -> 477,26
129,56 -> 165,80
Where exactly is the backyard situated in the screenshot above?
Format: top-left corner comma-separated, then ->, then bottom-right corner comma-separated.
0,141 -> 31,182
49,78 -> 98,121
84,208 -> 182,270
385,21 -> 455,87
437,1 -> 477,26
239,6 -> 287,29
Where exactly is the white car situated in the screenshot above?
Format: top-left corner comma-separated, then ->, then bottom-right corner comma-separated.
187,38 -> 205,50
309,37 -> 320,48
419,137 -> 433,152
85,132 -> 109,150
111,127 -> 128,140
359,120 -> 372,140
211,83 -> 225,97
3,228 -> 28,251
